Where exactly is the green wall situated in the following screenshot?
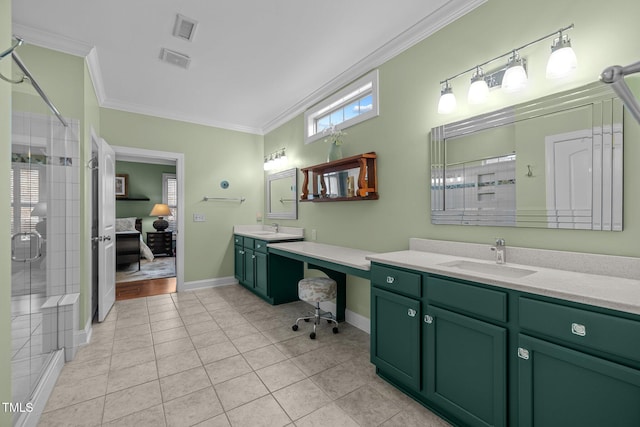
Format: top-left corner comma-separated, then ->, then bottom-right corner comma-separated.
100,108 -> 264,283
115,161 -> 176,236
265,0 -> 640,319
1,0 -> 12,422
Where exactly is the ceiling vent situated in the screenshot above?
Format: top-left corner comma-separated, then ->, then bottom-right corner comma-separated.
159,48 -> 191,69
173,14 -> 198,42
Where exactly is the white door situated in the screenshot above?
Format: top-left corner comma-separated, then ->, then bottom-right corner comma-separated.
98,137 -> 116,322
545,130 -> 593,229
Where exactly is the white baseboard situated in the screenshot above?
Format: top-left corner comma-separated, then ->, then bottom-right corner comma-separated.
179,276 -> 238,292
319,301 -> 370,334
75,316 -> 93,348
14,349 -> 65,427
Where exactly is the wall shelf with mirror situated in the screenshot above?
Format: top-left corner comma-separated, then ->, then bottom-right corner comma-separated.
266,168 -> 298,219
300,152 -> 378,202
430,81 -> 623,231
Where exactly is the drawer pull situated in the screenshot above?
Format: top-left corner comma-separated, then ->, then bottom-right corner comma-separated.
517,347 -> 530,360
407,309 -> 417,317
256,244 -> 262,248
239,250 -> 244,255
571,323 -> 586,337
252,255 -> 256,259
424,314 -> 433,324
386,276 -> 395,284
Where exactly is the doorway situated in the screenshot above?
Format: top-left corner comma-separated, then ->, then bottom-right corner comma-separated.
92,145 -> 185,304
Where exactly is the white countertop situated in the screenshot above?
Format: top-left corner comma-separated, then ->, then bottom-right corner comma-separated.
367,249 -> 640,316
234,225 -> 304,242
267,241 -> 376,271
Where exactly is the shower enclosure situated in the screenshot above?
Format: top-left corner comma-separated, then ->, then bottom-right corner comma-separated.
9,51 -> 81,425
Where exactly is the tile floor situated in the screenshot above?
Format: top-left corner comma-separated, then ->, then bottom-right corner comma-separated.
37,284 -> 451,427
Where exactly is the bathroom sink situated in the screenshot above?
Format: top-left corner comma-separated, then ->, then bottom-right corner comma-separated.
251,231 -> 277,236
439,260 -> 536,279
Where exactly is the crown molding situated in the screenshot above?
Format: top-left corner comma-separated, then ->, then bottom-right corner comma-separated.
86,47 -> 107,105
12,22 -> 93,57
100,100 -> 263,135
260,0 -> 487,134
13,0 -> 487,137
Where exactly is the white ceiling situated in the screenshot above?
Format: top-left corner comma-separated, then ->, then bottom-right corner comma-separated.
12,0 -> 484,135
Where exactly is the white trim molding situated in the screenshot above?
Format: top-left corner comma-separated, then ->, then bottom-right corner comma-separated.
180,277 -> 238,292
12,22 -> 93,57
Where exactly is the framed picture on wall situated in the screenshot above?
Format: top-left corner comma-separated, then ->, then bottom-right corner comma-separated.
115,174 -> 128,198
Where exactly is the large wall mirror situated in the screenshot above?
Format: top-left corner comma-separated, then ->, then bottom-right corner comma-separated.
430,82 -> 623,230
266,168 -> 298,219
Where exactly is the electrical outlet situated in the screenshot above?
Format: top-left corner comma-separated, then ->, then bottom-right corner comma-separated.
311,229 -> 317,240
193,213 -> 206,222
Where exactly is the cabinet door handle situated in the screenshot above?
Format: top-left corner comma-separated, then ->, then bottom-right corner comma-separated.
386,276 -> 395,284
423,314 -> 433,324
517,347 -> 530,360
407,308 -> 416,317
239,250 -> 244,255
571,323 -> 586,337
252,255 -> 256,259
256,244 -> 261,248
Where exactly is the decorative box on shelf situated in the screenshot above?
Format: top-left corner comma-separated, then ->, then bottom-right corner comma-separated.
300,152 -> 378,202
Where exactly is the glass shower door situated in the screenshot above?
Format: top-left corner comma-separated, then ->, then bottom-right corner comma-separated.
10,137 -> 57,414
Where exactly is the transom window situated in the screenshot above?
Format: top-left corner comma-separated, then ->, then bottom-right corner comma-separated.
305,69 -> 379,144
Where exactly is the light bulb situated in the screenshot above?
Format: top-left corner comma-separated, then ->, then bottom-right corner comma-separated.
546,34 -> 577,79
468,68 -> 489,105
437,83 -> 457,114
502,52 -> 527,93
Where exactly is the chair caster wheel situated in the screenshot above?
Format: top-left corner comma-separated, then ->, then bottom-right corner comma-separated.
292,324 -> 298,331
309,332 -> 316,340
304,318 -> 310,322
333,327 -> 339,334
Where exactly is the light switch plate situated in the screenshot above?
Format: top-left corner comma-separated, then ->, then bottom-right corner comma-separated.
193,213 -> 206,222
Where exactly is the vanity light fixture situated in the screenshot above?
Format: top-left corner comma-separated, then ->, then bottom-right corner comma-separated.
264,148 -> 287,171
546,31 -> 577,79
502,51 -> 528,93
467,67 -> 489,105
437,81 -> 457,114
437,23 -> 575,114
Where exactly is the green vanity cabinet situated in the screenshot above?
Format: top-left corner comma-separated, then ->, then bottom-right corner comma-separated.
234,237 -> 256,289
424,275 -> 507,427
371,260 -> 640,427
253,242 -> 268,297
517,334 -> 640,427
233,234 -> 302,304
424,305 -> 507,427
371,286 -> 422,391
517,297 -> 640,427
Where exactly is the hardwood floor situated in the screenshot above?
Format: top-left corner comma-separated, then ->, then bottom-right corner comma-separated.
115,277 -> 176,301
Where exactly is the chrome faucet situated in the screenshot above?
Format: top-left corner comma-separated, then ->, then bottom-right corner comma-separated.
491,238 -> 506,264
272,223 -> 279,233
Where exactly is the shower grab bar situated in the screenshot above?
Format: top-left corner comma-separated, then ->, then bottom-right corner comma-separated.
11,232 -> 42,262
11,52 -> 68,127
601,60 -> 640,124
203,196 -> 246,203
0,36 -> 23,60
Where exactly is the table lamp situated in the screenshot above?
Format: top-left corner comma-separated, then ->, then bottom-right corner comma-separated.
149,203 -> 171,231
